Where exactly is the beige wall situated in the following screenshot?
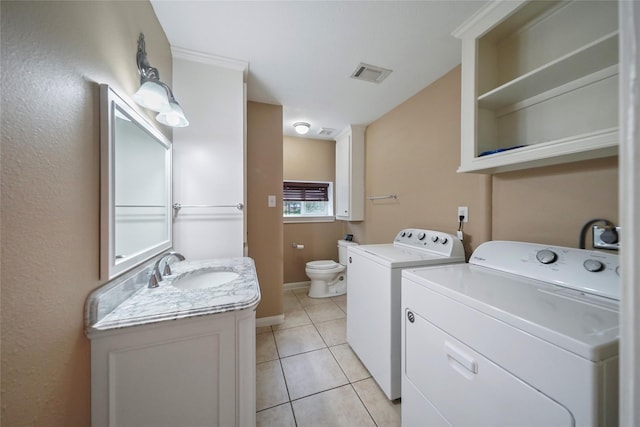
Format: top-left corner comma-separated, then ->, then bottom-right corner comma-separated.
347,66 -> 492,257
283,136 -> 345,283
492,157 -> 618,247
1,1 -> 170,425
247,102 -> 284,318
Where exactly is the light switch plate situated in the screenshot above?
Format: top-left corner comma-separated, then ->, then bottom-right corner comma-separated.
268,195 -> 276,208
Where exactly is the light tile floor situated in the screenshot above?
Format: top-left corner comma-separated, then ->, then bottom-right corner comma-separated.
256,287 -> 401,427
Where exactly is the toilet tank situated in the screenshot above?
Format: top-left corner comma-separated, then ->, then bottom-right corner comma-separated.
338,240 -> 358,265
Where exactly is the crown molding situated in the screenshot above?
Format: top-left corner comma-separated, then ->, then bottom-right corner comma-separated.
171,46 -> 249,80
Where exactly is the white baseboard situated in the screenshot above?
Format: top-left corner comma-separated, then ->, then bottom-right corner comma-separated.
256,314 -> 285,327
284,281 -> 310,291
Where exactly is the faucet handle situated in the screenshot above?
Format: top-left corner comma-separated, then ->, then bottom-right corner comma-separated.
163,263 -> 172,276
169,251 -> 186,261
148,269 -> 162,288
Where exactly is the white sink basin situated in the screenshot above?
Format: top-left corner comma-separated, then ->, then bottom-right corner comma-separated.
171,269 -> 240,290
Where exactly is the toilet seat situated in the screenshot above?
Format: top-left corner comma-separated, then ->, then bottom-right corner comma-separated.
306,260 -> 341,270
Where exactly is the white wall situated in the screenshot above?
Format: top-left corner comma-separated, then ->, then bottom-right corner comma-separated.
171,50 -> 248,260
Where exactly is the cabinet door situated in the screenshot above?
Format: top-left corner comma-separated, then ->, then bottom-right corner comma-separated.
335,125 -> 365,221
335,132 -> 351,218
92,315 -> 236,427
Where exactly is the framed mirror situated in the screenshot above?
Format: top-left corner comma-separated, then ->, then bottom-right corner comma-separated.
100,84 -> 172,280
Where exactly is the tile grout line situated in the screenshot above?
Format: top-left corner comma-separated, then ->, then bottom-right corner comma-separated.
258,289 -> 388,425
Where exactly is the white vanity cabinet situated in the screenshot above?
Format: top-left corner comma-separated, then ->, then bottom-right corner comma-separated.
335,125 -> 365,221
454,0 -> 619,174
90,309 -> 256,427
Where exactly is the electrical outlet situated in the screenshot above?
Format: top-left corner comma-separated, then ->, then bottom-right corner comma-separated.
458,206 -> 469,223
593,225 -> 620,250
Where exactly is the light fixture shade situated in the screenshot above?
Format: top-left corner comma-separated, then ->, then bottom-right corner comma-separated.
294,122 -> 310,135
156,101 -> 189,127
133,80 -> 170,112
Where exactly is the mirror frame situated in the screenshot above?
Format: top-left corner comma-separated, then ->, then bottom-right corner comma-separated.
100,84 -> 172,280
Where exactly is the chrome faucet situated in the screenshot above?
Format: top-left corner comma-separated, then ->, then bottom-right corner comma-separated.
148,251 -> 186,288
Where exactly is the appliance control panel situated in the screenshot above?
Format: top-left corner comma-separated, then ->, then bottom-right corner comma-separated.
394,228 -> 464,258
470,241 -> 620,301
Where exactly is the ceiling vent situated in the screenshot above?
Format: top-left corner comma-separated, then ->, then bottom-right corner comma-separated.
318,128 -> 336,137
351,63 -> 393,84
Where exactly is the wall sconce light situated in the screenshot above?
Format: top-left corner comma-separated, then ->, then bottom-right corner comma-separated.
133,33 -> 189,127
293,122 -> 311,135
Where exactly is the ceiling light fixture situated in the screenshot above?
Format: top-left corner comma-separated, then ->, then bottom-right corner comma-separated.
133,33 -> 189,127
293,122 -> 311,135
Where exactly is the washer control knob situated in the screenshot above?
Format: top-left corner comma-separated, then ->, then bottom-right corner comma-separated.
407,232 -> 413,238
417,232 -> 426,241
440,236 -> 448,245
616,266 -> 621,276
536,249 -> 558,264
431,235 -> 439,243
401,231 -> 406,237
583,259 -> 604,272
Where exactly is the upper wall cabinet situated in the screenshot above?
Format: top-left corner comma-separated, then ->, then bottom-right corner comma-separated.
335,125 -> 365,221
454,0 -> 619,174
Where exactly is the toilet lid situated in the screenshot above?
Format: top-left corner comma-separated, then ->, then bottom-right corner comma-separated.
307,260 -> 340,270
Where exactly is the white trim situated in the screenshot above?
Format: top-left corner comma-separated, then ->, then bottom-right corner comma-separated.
284,216 -> 335,224
171,46 -> 249,79
283,282 -> 310,291
451,0 -> 525,39
620,1 -> 640,424
255,314 -> 284,328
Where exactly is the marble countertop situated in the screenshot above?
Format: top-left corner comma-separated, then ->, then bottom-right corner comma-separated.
86,257 -> 261,337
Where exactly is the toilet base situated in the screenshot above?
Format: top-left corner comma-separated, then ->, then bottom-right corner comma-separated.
308,275 -> 347,298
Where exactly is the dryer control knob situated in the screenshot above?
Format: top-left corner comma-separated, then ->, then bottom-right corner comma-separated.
401,231 -> 406,237
536,249 -> 558,264
431,235 -> 439,243
407,232 -> 413,238
440,237 -> 448,244
583,259 -> 604,272
417,232 -> 426,241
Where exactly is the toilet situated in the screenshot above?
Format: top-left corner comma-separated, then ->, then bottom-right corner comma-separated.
305,240 -> 358,298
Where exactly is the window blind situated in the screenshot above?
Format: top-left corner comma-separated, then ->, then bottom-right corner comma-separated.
283,182 -> 329,202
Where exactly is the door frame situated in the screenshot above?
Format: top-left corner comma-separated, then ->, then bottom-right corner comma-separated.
619,1 -> 639,424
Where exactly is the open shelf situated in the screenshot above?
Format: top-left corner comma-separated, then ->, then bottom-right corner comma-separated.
478,31 -> 618,110
454,0 -> 619,174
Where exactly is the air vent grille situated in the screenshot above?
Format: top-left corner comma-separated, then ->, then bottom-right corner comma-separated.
318,128 -> 336,137
351,63 -> 392,84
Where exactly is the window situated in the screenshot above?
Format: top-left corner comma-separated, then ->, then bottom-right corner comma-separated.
283,181 -> 334,222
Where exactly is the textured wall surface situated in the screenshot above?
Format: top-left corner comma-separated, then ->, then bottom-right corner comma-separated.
0,2 -> 170,425
347,66 -> 492,256
247,101 -> 284,319
492,157 -> 618,248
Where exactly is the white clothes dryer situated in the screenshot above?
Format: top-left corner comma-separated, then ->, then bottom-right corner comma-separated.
346,228 -> 465,400
401,241 -> 620,427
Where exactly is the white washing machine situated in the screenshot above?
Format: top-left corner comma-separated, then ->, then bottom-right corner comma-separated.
346,228 -> 465,400
401,241 -> 620,427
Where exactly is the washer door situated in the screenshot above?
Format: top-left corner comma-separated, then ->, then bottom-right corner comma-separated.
404,309 -> 574,426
